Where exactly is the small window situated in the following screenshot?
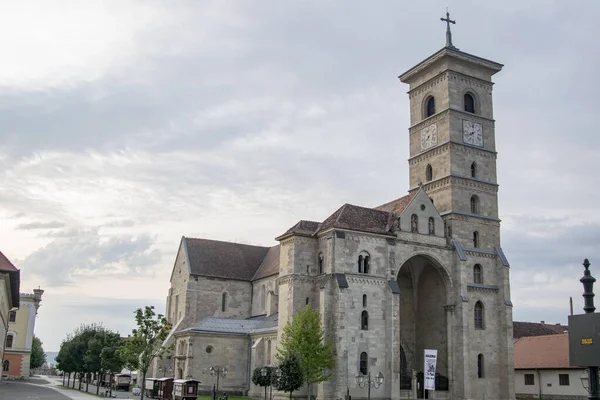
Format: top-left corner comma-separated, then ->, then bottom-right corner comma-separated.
306,297 -> 310,305
464,93 -> 476,113
362,294 -> 367,308
426,164 -> 433,181
477,354 -> 484,378
425,96 -> 436,118
559,374 -> 569,386
358,255 -> 364,274
474,301 -> 484,329
359,352 -> 368,375
306,265 -> 310,274
473,264 -> 483,284
361,311 -> 369,330
8,311 -> 16,323
221,293 -> 227,312
363,256 -> 370,274
428,217 -> 435,235
2,360 -> 8,372
411,214 -> 418,233
470,195 -> 479,214
524,374 -> 535,386
318,253 -> 324,274
471,162 -> 477,178
473,231 -> 480,248
206,346 -> 213,354
5,334 -> 13,348
261,285 -> 266,309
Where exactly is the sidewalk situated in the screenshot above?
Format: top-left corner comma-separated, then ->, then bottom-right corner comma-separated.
35,375 -> 135,400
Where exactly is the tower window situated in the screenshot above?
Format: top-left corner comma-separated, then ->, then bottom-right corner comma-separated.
364,256 -> 370,274
358,255 -> 363,273
477,354 -> 484,378
464,93 -> 476,113
471,162 -> 477,178
473,264 -> 483,284
8,311 -> 16,323
473,231 -> 480,248
318,253 -> 324,274
358,253 -> 370,274
474,301 -> 484,329
425,96 -> 436,118
5,334 -> 13,348
470,195 -> 480,214
306,297 -> 310,305
359,352 -> 368,375
306,265 -> 310,274
361,310 -> 369,330
362,294 -> 367,308
411,214 -> 418,233
426,164 -> 433,181
221,292 -> 227,312
428,217 -> 435,235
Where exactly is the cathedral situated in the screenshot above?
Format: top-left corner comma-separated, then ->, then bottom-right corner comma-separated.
152,19 -> 515,400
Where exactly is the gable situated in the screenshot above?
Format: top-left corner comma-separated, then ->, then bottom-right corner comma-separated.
397,188 -> 443,236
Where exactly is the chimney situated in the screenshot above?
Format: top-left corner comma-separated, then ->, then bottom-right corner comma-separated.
540,321 -> 545,324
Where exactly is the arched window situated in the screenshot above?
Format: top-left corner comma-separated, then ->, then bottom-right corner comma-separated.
470,195 -> 479,214
464,93 -> 476,113
473,231 -> 480,248
473,264 -> 483,284
318,253 -> 324,274
358,255 -> 364,273
221,293 -> 227,312
428,217 -> 435,235
8,311 -> 16,323
363,256 -> 370,274
411,214 -> 418,233
267,340 -> 272,364
474,301 -> 484,329
425,96 -> 436,118
261,285 -> 266,310
5,334 -> 13,348
426,164 -> 433,181
362,294 -> 367,308
2,360 -> 8,372
471,162 -> 477,178
361,311 -> 369,330
477,354 -> 484,378
359,352 -> 368,375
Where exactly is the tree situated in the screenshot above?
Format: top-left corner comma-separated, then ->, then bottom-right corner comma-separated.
120,306 -> 172,400
252,366 -> 274,400
30,335 -> 47,370
277,305 -> 335,399
273,355 -> 304,400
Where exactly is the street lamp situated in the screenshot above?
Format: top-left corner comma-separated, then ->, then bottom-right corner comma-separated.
580,259 -> 599,400
209,366 -> 228,400
261,367 -> 269,400
355,371 -> 384,400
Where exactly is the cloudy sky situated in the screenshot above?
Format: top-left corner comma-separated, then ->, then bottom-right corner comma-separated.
1,1 -> 599,351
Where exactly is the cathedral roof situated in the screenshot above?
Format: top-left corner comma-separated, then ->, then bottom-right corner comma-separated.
180,313 -> 278,336
0,250 -> 18,272
184,238 -> 271,281
317,203 -> 395,236
373,193 -> 415,215
281,220 -> 320,237
251,245 -> 280,281
0,250 -> 20,308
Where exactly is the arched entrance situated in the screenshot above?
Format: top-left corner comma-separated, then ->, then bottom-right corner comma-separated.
396,254 -> 450,398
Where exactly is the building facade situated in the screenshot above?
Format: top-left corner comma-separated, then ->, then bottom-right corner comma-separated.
0,251 -> 20,381
155,34 -> 515,400
2,289 -> 44,380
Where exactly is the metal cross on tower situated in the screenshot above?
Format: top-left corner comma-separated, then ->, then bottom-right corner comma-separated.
440,10 -> 456,49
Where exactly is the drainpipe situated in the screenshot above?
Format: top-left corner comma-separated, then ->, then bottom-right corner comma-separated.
536,369 -> 542,399
247,335 -> 252,396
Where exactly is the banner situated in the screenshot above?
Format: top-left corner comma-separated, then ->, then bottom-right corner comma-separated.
424,349 -> 438,391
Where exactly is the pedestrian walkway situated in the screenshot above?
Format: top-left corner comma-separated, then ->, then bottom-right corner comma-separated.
34,375 -> 135,400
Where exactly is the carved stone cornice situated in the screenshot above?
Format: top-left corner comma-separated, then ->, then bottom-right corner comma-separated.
276,274 -> 317,286
467,283 -> 499,293
451,176 -> 499,193
345,234 -> 388,244
444,304 -> 456,313
346,276 -> 387,286
408,71 -> 449,99
447,70 -> 493,92
408,142 -> 450,165
409,108 -> 450,132
463,250 -> 497,259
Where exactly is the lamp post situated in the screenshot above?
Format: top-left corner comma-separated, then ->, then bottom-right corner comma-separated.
355,371 -> 384,400
272,368 -> 281,400
579,259 -> 599,400
261,367 -> 269,400
209,366 -> 228,400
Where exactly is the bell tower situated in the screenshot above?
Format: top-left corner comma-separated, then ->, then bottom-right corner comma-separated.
398,14 -> 503,252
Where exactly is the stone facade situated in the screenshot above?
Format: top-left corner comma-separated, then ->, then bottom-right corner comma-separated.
157,44 -> 515,400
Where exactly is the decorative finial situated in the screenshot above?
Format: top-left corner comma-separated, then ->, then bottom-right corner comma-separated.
440,9 -> 457,49
581,258 -> 596,314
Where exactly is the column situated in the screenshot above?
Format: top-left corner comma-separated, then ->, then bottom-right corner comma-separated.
444,305 -> 455,399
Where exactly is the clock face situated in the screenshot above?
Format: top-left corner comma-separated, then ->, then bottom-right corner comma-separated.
420,123 -> 437,151
462,120 -> 483,147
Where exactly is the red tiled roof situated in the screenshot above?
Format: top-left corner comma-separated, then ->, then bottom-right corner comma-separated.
513,321 -> 569,339
374,193 -> 415,215
0,251 -> 18,272
514,333 -> 576,369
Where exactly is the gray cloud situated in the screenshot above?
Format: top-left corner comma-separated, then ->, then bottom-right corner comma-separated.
17,221 -> 65,230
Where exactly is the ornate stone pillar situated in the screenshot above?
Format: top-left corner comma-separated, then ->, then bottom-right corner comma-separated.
444,304 -> 455,400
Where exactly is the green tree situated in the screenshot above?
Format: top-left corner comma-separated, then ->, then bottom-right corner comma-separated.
120,306 -> 172,400
277,305 -> 335,399
30,335 -> 47,370
273,355 -> 304,400
118,335 -> 144,372
252,366 -> 274,400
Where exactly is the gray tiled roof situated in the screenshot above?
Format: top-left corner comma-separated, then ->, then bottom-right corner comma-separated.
184,237 -> 270,281
180,313 -> 278,335
317,203 -> 395,236
252,245 -> 280,281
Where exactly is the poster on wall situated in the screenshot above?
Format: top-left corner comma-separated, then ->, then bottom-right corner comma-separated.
424,349 -> 438,391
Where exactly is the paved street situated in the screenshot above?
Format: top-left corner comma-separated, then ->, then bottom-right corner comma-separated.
0,380 -> 72,400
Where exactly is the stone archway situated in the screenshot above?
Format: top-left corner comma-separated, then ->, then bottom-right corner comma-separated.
396,254 -> 451,397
